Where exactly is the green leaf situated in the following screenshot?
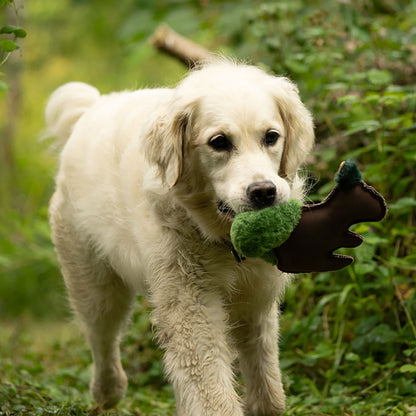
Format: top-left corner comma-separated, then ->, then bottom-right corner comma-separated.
0,79 -> 8,92
0,39 -> 19,52
365,92 -> 381,105
404,348 -> 416,357
370,324 -> 398,344
354,315 -> 381,335
367,69 -> 393,86
389,197 -> 416,213
345,352 -> 360,362
0,25 -> 27,38
399,364 -> 416,373
344,119 -> 381,135
14,27 -> 26,38
354,262 -> 376,275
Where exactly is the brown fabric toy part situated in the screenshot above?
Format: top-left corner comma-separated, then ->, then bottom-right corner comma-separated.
274,159 -> 387,273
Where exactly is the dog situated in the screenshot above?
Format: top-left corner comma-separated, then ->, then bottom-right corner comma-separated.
47,60 -> 314,416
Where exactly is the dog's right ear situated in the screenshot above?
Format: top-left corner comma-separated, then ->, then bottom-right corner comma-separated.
268,76 -> 315,181
145,103 -> 194,188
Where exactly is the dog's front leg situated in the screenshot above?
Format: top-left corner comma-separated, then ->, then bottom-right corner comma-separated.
150,278 -> 243,416
234,302 -> 286,416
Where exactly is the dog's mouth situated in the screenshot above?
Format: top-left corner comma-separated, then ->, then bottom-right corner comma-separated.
217,201 -> 236,219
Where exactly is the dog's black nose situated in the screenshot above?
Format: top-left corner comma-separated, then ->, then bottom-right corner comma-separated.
246,181 -> 277,209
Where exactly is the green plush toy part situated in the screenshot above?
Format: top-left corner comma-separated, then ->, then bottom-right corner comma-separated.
230,159 -> 387,273
335,158 -> 362,189
230,200 -> 302,265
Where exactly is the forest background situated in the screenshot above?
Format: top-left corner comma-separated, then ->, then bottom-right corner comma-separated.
0,0 -> 415,415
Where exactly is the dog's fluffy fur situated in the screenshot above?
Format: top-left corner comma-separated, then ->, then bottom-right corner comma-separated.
47,60 -> 314,415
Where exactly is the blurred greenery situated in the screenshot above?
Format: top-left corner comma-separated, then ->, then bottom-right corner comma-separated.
1,0 -> 415,415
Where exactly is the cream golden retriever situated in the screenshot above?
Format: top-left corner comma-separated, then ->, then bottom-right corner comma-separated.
47,60 -> 314,416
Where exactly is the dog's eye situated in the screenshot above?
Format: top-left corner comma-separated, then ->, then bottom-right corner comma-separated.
264,130 -> 280,147
209,134 -> 233,152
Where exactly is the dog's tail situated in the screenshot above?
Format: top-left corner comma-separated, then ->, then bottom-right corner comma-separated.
45,82 -> 100,148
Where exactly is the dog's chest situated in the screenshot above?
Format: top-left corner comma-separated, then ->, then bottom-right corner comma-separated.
198,244 -> 285,304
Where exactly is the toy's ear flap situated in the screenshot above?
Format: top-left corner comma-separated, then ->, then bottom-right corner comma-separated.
145,99 -> 196,188
269,77 -> 315,180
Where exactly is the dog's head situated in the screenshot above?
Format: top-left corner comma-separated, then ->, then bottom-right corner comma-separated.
146,61 -> 314,240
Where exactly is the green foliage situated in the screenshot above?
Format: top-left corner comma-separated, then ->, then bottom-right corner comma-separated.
0,207 -> 66,319
0,0 -> 26,90
0,304 -> 175,415
0,0 -> 415,415
0,24 -> 25,37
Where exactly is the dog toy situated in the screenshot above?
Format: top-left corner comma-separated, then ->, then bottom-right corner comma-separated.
230,159 -> 387,273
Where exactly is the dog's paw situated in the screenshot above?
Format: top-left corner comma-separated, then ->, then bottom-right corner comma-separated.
245,390 -> 286,416
245,403 -> 285,416
90,366 -> 128,409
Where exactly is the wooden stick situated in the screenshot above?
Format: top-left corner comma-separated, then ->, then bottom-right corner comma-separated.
149,24 -> 214,68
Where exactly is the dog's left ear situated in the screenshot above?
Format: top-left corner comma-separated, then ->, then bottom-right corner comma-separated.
145,102 -> 194,188
269,77 -> 315,180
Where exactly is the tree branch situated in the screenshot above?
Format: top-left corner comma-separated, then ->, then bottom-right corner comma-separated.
149,24 -> 214,68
